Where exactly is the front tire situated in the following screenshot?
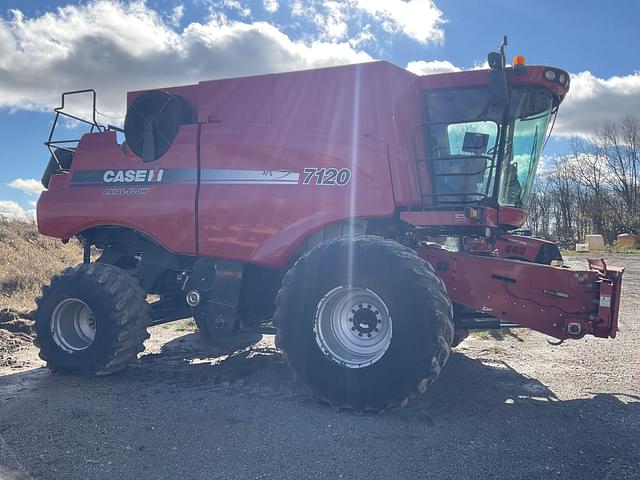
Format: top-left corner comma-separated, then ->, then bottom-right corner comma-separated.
274,236 -> 454,410
34,263 -> 150,375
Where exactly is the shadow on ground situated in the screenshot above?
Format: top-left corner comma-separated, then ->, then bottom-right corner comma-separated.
0,332 -> 638,479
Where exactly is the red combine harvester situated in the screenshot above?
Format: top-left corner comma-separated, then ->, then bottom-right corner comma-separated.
36,40 -> 623,409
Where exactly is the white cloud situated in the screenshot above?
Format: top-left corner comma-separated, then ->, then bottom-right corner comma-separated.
290,0 -> 445,45
0,1 -> 372,117
291,0 -> 305,17
169,4 -> 185,27
290,0 -> 349,41
219,0 -> 251,18
0,200 -> 35,221
406,59 -> 459,75
8,178 -> 45,195
321,1 -> 349,40
348,24 -> 374,48
555,71 -> 640,137
263,0 -> 279,13
471,60 -> 489,70
354,0 -> 445,44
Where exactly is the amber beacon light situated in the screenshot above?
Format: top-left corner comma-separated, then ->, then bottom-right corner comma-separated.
513,55 -> 526,66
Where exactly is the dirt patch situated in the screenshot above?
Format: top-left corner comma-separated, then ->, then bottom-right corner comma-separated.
0,330 -> 33,369
0,308 -> 36,369
0,308 -> 34,334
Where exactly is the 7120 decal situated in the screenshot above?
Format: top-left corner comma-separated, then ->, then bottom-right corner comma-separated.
303,168 -> 352,186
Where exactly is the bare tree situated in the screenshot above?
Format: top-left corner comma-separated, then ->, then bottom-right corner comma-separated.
527,116 -> 640,247
598,117 -> 640,233
547,156 -> 579,245
569,137 -> 608,238
526,173 -> 552,238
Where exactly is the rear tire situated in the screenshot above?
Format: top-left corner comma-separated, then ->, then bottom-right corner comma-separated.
451,328 -> 469,348
34,263 -> 150,375
274,236 -> 454,410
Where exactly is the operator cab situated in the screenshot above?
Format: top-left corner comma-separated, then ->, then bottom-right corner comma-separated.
416,38 -> 569,229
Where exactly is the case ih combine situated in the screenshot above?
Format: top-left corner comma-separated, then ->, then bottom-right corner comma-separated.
35,41 -> 623,410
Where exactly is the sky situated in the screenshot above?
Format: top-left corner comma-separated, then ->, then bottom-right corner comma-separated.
1,0 -> 639,219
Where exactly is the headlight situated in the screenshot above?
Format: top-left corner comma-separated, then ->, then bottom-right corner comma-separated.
544,70 -> 557,81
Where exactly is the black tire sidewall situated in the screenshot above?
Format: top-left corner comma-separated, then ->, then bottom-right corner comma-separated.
35,268 -> 137,373
278,237 -> 448,408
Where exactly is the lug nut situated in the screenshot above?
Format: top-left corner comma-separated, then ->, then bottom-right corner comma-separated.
186,290 -> 201,307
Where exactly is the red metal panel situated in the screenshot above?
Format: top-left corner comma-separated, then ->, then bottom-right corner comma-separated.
416,247 -> 622,340
498,206 -> 527,228
495,233 -> 556,262
38,128 -> 198,254
386,65 -> 422,207
192,61 -> 422,211
587,259 -> 625,338
197,124 -> 395,267
400,208 -> 498,229
271,62 -> 395,138
197,75 -> 273,124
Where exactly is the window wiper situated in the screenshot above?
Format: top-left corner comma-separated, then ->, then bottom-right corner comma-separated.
541,106 -> 558,152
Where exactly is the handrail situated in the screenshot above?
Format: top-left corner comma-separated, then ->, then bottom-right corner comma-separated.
54,89 -> 101,128
44,89 -> 105,168
412,122 -> 499,208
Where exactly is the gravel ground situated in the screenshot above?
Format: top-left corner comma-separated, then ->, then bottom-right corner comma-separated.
0,254 -> 638,480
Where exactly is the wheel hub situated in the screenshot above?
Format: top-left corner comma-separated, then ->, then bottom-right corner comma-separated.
314,286 -> 392,369
51,298 -> 97,353
350,306 -> 381,335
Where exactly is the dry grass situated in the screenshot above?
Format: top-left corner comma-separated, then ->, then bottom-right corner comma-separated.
0,219 -> 82,312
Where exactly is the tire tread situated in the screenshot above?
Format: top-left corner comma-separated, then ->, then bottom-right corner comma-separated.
34,262 -> 150,376
275,235 -> 454,411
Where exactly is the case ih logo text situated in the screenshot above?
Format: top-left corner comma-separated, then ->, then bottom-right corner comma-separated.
103,169 -> 164,183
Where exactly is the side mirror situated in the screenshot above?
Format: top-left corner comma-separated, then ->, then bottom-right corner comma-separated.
462,132 -> 489,154
487,36 -> 510,109
487,52 -> 503,70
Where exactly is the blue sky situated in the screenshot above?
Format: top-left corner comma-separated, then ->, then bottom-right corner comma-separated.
1,0 -> 639,218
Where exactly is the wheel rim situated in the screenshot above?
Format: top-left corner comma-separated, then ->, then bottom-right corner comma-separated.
314,286 -> 392,368
51,298 -> 97,352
